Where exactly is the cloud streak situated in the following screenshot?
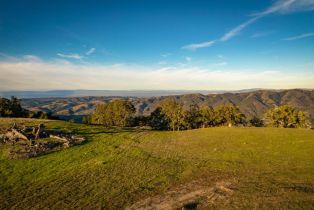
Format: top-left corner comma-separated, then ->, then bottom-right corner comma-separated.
161,53 -> 172,57
0,56 -> 313,91
282,32 -> 314,41
253,0 -> 314,16
220,17 -> 260,41
182,41 -> 216,50
182,0 -> 314,50
251,31 -> 274,38
86,48 -> 96,55
57,53 -> 84,60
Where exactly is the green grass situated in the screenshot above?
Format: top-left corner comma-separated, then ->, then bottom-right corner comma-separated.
0,118 -> 313,209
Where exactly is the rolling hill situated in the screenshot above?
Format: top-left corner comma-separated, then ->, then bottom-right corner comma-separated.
20,89 -> 314,122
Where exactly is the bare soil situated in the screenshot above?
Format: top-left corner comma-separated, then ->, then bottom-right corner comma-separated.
126,180 -> 235,210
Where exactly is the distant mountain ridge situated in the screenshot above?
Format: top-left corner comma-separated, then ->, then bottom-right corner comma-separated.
19,89 -> 314,123
0,89 -> 264,98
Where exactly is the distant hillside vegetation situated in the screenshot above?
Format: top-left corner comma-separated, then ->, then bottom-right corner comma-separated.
20,89 -> 314,123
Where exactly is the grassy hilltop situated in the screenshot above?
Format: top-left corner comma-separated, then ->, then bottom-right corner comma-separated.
0,118 -> 313,209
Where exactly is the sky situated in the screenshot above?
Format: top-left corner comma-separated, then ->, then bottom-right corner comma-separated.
0,0 -> 314,91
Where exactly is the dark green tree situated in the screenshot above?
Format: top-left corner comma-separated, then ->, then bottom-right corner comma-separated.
0,96 -> 26,117
148,107 -> 169,130
199,105 -> 216,128
184,103 -> 202,129
248,116 -> 264,127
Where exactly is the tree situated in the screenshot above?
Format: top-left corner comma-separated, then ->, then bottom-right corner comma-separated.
111,100 -> 136,127
0,96 -> 26,117
215,104 -> 246,127
184,103 -> 202,129
91,100 -> 136,127
0,97 -> 11,117
82,115 -> 92,124
265,105 -> 310,128
248,116 -> 264,127
91,103 -> 108,125
128,115 -> 149,127
199,105 -> 216,128
159,98 -> 185,131
148,107 -> 169,130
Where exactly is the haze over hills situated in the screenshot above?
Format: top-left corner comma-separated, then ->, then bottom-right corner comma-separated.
0,89 -> 264,98
20,89 -> 314,123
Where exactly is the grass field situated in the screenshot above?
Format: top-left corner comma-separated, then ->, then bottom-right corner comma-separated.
0,118 -> 313,209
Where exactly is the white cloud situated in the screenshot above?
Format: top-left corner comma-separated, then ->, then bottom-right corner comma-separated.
0,52 -> 19,62
0,57 -> 313,91
214,62 -> 228,66
23,55 -> 42,62
86,48 -> 96,55
185,57 -> 192,62
182,0 -> 314,50
251,31 -> 274,38
157,61 -> 167,65
220,17 -> 260,41
253,0 -> 314,16
161,53 -> 172,58
182,40 -> 216,51
282,32 -> 314,41
57,53 -> 84,60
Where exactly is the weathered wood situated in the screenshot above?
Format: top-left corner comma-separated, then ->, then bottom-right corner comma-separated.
49,134 -> 68,142
32,127 -> 37,136
35,124 -> 43,140
11,129 -> 29,141
2,123 -> 86,159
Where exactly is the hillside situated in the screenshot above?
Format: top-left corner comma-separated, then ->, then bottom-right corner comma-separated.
0,118 -> 313,209
20,89 -> 314,122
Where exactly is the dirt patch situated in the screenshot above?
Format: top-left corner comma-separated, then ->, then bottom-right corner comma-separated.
126,180 -> 235,210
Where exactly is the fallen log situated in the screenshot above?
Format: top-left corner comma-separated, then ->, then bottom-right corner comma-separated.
11,129 -> 29,141
49,134 -> 69,142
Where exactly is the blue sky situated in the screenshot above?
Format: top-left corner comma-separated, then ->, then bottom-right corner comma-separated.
0,0 -> 313,90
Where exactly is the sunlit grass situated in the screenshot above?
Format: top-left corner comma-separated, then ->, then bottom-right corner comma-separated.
0,118 -> 313,209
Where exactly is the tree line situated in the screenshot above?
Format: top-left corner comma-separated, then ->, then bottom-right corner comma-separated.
83,99 -> 311,130
0,97 -> 55,119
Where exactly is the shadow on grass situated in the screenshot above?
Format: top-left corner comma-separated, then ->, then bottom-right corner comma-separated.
72,126 -> 150,136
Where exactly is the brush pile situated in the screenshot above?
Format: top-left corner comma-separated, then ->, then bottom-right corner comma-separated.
0,123 -> 86,159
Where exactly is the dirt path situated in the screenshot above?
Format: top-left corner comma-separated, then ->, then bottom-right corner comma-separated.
126,180 -> 235,210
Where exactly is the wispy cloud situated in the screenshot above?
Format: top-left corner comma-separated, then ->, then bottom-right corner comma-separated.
252,0 -> 297,16
220,17 -> 260,41
157,61 -> 167,65
0,52 -> 19,62
251,31 -> 274,38
23,55 -> 42,62
182,40 -> 216,51
0,56 -> 313,90
214,62 -> 228,66
86,48 -> 96,55
161,53 -> 172,58
182,0 -> 314,50
185,56 -> 192,62
253,0 -> 314,16
57,53 -> 84,60
282,32 -> 314,41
